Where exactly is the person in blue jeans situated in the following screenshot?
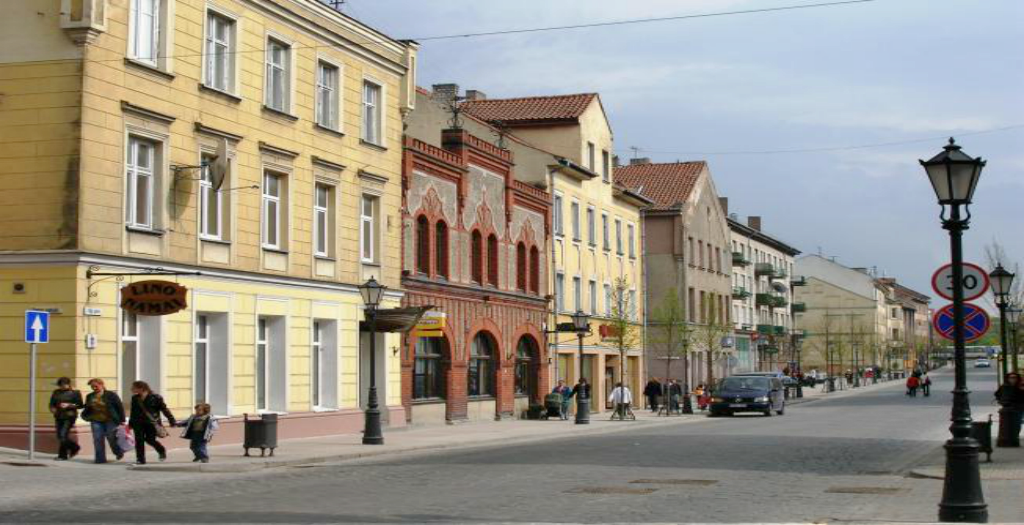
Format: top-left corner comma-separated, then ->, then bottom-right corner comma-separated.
177,403 -> 219,463
80,378 -> 126,464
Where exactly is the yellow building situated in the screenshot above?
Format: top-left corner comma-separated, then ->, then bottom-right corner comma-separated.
0,0 -> 417,451
461,92 -> 649,411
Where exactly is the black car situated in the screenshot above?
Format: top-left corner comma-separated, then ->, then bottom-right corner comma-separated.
708,376 -> 785,417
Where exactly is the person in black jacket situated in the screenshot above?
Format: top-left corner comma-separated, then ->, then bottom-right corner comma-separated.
80,378 -> 126,464
48,377 -> 83,460
643,378 -> 661,412
129,381 -> 177,465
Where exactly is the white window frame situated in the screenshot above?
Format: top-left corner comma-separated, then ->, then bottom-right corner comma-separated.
589,279 -> 597,315
128,0 -> 161,66
360,194 -> 377,263
121,310 -> 140,396
315,59 -> 341,131
262,171 -> 282,249
313,182 -> 332,257
126,136 -> 157,229
256,317 -> 268,411
199,154 -> 223,240
604,283 -> 613,317
570,200 -> 580,242
602,213 -> 610,251
204,9 -> 237,93
194,314 -> 209,403
586,206 -> 596,246
555,273 -> 565,313
602,150 -> 610,182
361,79 -> 384,145
264,36 -> 292,113
615,218 -> 623,255
553,193 -> 564,237
628,223 -> 636,259
312,320 -> 323,409
573,276 -> 582,313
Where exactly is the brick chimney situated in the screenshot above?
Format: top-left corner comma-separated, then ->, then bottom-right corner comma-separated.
747,216 -> 761,231
431,83 -> 460,103
719,197 -> 729,216
465,89 -> 486,101
629,157 -> 651,166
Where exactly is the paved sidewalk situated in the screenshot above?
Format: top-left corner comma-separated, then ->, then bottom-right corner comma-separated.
911,442 -> 1024,481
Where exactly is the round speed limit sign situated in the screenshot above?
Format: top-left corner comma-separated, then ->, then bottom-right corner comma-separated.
931,262 -> 990,302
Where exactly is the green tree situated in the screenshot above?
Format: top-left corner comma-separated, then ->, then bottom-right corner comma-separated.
648,287 -> 693,389
608,277 -> 641,403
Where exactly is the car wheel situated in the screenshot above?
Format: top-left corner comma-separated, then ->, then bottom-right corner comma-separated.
763,409 -> 772,417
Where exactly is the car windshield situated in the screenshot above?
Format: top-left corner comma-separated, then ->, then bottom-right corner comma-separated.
718,377 -> 771,391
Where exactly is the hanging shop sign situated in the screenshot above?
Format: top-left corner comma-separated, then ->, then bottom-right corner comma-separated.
120,280 -> 188,316
411,310 -> 445,338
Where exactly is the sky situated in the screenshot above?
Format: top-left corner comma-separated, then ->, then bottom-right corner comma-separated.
345,0 -> 1023,303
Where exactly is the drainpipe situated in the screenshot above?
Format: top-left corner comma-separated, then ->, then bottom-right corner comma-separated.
641,209 -> 649,402
548,167 -> 558,384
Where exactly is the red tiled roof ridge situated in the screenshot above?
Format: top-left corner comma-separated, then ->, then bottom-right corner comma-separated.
460,93 -> 599,123
614,161 -> 708,208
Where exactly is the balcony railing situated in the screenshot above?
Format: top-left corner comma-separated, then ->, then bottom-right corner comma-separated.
791,302 -> 807,313
756,293 -> 774,307
754,262 -> 774,276
790,276 -> 807,287
732,286 -> 752,299
732,252 -> 751,267
773,325 -> 786,336
771,296 -> 788,309
756,324 -> 774,335
771,268 -> 788,280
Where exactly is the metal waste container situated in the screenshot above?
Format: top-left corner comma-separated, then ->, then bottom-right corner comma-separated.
970,415 -> 993,463
243,413 -> 278,457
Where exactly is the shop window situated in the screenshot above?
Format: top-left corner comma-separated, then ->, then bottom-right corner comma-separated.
414,337 -> 447,400
468,333 -> 496,397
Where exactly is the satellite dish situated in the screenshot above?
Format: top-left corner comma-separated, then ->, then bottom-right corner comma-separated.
209,139 -> 229,191
771,282 -> 788,294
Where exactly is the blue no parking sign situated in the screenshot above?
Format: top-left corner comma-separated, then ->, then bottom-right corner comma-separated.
932,303 -> 989,343
24,310 -> 49,344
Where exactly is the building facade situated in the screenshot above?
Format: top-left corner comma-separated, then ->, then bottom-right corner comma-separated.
616,160 -> 732,389
400,122 -> 550,423
0,0 -> 416,452
728,215 -> 800,373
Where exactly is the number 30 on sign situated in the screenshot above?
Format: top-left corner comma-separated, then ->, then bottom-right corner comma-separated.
931,262 -> 990,302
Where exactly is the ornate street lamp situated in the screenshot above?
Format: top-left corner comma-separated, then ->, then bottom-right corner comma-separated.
570,310 -> 591,425
359,277 -> 386,445
920,138 -> 987,523
989,264 -> 1015,378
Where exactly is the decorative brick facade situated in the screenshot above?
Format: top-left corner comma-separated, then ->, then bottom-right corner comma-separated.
401,131 -> 550,423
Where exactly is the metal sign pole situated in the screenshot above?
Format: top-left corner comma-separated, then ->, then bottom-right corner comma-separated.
28,342 -> 36,461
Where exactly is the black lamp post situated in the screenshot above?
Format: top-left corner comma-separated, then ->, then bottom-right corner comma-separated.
989,265 -> 1015,378
359,277 -> 386,445
1009,306 -> 1022,373
921,138 -> 987,523
570,310 -> 591,425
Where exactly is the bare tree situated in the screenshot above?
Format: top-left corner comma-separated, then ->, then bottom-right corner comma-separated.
692,303 -> 732,388
648,287 -> 694,413
608,277 -> 641,407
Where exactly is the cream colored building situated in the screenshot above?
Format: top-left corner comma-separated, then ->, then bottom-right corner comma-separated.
0,0 -> 416,451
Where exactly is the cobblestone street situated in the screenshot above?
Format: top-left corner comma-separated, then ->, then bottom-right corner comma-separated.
2,367 -> 1019,523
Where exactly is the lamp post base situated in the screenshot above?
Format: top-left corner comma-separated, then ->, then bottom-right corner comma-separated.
362,386 -> 384,445
938,438 -> 988,523
575,398 -> 590,425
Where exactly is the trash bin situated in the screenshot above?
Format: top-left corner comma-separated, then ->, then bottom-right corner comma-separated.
970,415 -> 993,463
243,413 -> 278,457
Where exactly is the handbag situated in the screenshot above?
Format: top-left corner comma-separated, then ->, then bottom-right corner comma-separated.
116,424 -> 135,451
141,397 -> 169,438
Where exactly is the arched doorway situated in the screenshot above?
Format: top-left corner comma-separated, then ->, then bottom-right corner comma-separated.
514,336 -> 539,401
468,332 -> 497,397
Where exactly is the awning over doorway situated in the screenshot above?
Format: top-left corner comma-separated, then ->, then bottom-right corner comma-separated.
359,306 -> 432,333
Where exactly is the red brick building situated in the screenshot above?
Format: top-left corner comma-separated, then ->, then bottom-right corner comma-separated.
400,128 -> 550,424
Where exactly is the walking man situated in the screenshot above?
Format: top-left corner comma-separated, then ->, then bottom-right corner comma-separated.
49,377 -> 83,460
608,382 -> 633,420
643,377 -> 662,412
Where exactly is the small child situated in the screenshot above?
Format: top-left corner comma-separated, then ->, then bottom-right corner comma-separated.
178,403 -> 218,463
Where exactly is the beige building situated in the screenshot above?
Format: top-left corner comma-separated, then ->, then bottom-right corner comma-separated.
879,279 -> 932,369
0,0 -> 416,451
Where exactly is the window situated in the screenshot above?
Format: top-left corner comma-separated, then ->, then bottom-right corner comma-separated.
573,276 -> 582,312
126,136 -> 157,229
315,61 -> 340,130
360,195 -> 377,262
602,214 -> 609,250
587,142 -> 595,170
468,333 -> 496,397
615,219 -> 623,255
414,337 -> 446,400
194,315 -> 209,403
121,311 -> 140,396
435,221 -> 449,278
688,237 -> 695,265
312,321 -> 323,407
629,290 -> 638,321
698,241 -> 704,268
415,216 -> 430,274
605,284 -> 613,317
265,38 -> 291,112
589,280 -> 597,314
628,224 -> 635,259
529,247 -> 539,294
199,155 -> 222,239
129,0 -> 160,65
205,11 -> 235,92
256,318 -> 268,411
487,234 -> 499,286
586,207 -> 595,245
555,273 -> 565,312
514,337 -> 536,397
314,183 -> 331,257
700,291 -> 706,323
362,80 -> 382,144
262,172 -> 282,249
570,201 -> 580,241
516,243 -> 527,291
688,288 -> 696,322
553,194 -> 563,236
601,150 -> 610,182
471,230 -> 483,283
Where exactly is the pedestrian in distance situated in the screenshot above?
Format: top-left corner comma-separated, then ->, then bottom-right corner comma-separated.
552,380 -> 573,420
608,382 -> 632,419
668,379 -> 683,414
48,377 -> 83,461
128,380 -> 177,465
994,373 -> 1024,430
694,384 -> 709,411
906,375 -> 920,397
572,378 -> 591,402
177,403 -> 218,463
80,378 -> 126,464
921,373 -> 932,397
644,377 -> 661,412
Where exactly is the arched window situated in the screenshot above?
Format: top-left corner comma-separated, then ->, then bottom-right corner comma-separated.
415,216 -> 430,275
514,336 -> 537,397
516,242 -> 527,291
435,221 -> 449,279
487,234 -> 499,286
413,337 -> 447,400
468,333 -> 496,397
529,246 -> 540,294
471,230 -> 483,283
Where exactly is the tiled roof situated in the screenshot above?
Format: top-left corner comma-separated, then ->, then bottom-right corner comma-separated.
461,93 -> 598,124
614,161 -> 706,209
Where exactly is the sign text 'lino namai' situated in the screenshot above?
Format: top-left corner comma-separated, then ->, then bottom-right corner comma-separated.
120,280 -> 189,316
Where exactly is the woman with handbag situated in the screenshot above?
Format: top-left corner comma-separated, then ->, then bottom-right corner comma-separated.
128,381 -> 177,465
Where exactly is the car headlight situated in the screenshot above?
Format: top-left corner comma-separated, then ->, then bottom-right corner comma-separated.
711,397 -> 723,403
755,396 -> 769,402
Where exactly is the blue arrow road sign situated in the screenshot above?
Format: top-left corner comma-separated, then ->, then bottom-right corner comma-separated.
25,311 -> 49,344
933,303 -> 989,343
